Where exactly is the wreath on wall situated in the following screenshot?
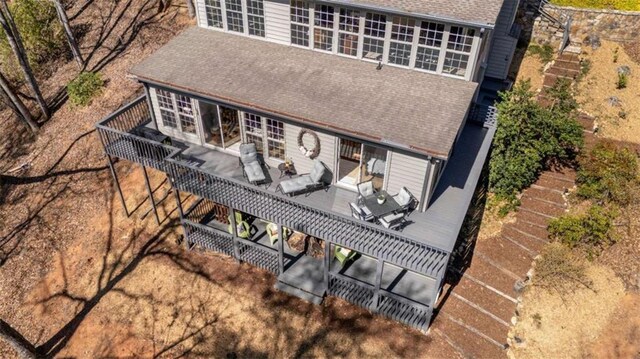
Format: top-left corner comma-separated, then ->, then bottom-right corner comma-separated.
297,128 -> 321,159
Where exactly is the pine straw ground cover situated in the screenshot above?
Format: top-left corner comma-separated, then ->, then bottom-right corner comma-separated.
550,0 -> 640,11
0,1 -> 460,358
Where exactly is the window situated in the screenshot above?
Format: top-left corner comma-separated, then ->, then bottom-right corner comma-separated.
157,89 -> 177,129
266,119 -> 285,160
176,95 -> 196,134
363,13 -> 385,61
204,0 -> 223,28
225,0 -> 244,33
314,4 -> 334,51
338,8 -> 359,56
444,26 -> 475,77
247,0 -> 265,37
415,22 -> 444,72
388,16 -> 414,66
290,0 -> 309,46
243,113 -> 264,152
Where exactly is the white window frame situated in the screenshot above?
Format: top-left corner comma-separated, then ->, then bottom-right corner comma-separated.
155,89 -> 200,141
240,111 -> 286,162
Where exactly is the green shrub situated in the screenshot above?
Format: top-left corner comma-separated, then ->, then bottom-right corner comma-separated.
550,0 -> 639,11
548,204 -> 617,250
0,0 -> 64,76
489,80 -> 583,199
67,72 -> 104,107
527,44 -> 555,64
617,72 -> 628,89
533,242 -> 590,292
576,141 -> 639,205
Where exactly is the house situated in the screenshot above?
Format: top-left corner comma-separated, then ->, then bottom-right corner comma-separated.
95,0 -> 520,331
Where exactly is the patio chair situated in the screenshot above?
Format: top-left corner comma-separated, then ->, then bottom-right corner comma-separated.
266,223 -> 290,245
378,212 -> 406,231
239,143 -> 267,186
276,160 -> 329,196
348,202 -> 374,222
356,180 -> 375,205
227,212 -> 256,239
334,246 -> 357,265
392,187 -> 418,215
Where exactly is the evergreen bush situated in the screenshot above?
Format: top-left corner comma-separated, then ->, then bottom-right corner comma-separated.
67,72 -> 104,107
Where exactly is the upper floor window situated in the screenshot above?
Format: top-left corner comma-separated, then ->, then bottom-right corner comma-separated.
290,0 -> 310,47
363,13 -> 385,61
338,8 -> 359,56
388,16 -> 414,66
204,0 -> 223,28
313,4 -> 334,51
225,0 -> 244,33
242,113 -> 285,160
415,22 -> 444,72
443,26 -> 475,77
247,0 -> 265,37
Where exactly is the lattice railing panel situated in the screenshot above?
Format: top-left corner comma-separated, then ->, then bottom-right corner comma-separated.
377,293 -> 431,331
184,221 -> 235,257
239,244 -> 279,274
328,274 -> 375,310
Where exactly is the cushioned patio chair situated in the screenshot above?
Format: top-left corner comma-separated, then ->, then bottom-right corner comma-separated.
266,222 -> 290,245
356,180 -> 375,205
276,160 -> 329,196
227,212 -> 256,239
348,202 -> 374,222
392,187 -> 418,215
378,212 -> 406,231
239,143 -> 267,186
334,246 -> 357,265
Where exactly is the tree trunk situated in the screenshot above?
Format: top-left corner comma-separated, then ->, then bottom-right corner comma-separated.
185,0 -> 195,18
52,0 -> 83,69
0,0 -> 49,120
0,319 -> 38,359
0,71 -> 38,133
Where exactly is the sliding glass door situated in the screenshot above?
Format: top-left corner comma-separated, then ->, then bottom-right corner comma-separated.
337,139 -> 387,191
198,102 -> 241,151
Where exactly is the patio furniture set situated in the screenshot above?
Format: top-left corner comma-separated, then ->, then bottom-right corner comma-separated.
350,181 -> 417,231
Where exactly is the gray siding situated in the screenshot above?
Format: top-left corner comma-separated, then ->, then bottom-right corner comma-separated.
485,0 -> 519,79
386,151 -> 429,210
265,0 -> 290,44
284,123 -> 336,181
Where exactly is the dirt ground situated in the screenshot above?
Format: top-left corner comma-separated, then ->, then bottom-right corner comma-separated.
512,52 -> 546,93
508,264 -> 628,359
577,41 -> 640,144
0,1 -> 462,357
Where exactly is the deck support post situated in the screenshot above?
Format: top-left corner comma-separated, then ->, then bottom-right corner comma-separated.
277,223 -> 284,274
372,259 -> 384,312
142,164 -> 160,225
170,176 -> 184,220
324,241 -> 331,290
106,154 -> 129,217
229,208 -> 241,262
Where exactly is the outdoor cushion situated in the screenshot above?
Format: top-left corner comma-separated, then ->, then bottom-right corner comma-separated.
357,181 -> 374,197
367,158 -> 386,175
239,143 -> 258,163
279,175 -> 314,194
394,188 -> 412,207
379,212 -> 405,229
309,160 -> 326,183
245,161 -> 266,183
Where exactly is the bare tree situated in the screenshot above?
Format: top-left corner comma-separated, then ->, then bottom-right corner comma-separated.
0,319 -> 39,359
0,0 -> 49,120
52,0 -> 83,69
185,0 -> 195,18
0,71 -> 38,133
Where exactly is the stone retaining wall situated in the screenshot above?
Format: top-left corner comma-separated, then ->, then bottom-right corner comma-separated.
520,1 -> 640,45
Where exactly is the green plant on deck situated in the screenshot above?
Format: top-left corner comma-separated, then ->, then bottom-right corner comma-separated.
67,72 -> 104,107
617,72 -> 628,89
527,43 -> 555,64
576,140 -> 639,206
548,205 -> 618,255
0,0 -> 64,77
489,80 -> 583,203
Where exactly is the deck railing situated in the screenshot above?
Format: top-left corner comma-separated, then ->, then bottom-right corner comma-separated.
97,97 -> 452,280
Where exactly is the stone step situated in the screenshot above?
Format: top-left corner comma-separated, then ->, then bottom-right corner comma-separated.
520,196 -> 567,216
522,187 -> 565,204
502,225 -> 547,254
533,175 -> 574,192
516,209 -> 551,228
446,276 -> 516,323
546,66 -> 580,79
577,113 -> 596,132
438,294 -> 510,345
474,237 -> 534,277
463,255 -> 519,297
539,169 -> 576,183
431,314 -> 507,359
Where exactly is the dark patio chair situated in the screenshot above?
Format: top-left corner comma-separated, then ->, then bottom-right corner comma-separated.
378,212 -> 406,231
392,187 -> 418,215
356,180 -> 375,205
348,202 -> 374,222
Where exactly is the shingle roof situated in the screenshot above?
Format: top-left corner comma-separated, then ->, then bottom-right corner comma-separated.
325,0 -> 505,26
130,27 -> 478,159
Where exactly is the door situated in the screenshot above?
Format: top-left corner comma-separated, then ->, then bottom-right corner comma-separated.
337,139 -> 388,191
219,106 -> 241,149
337,139 -> 362,188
